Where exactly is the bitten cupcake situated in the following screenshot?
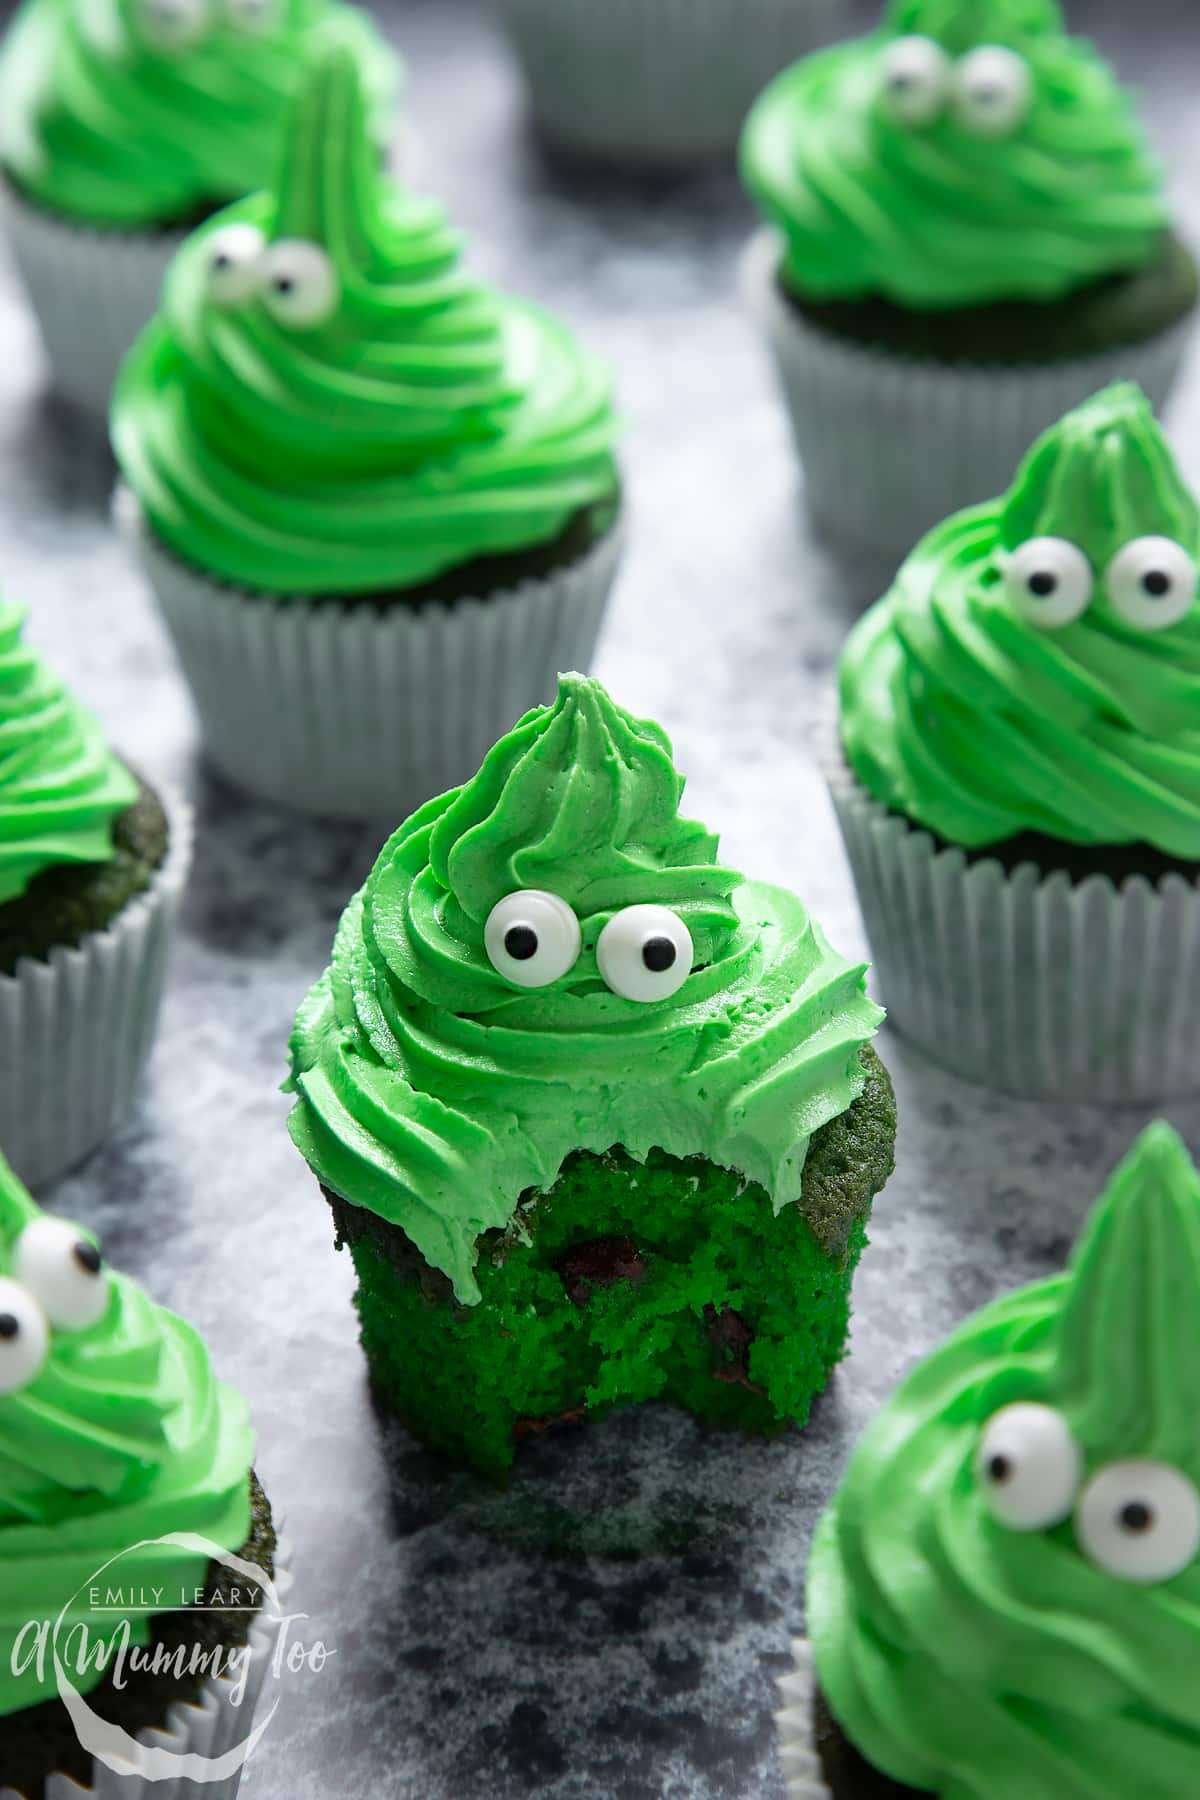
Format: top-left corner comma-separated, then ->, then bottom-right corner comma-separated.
113,40 -> 623,822
0,601 -> 190,1188
0,0 -> 394,416
779,1121 -> 1200,1799
740,0 -> 1197,558
286,673 -> 895,1476
492,0 -> 841,168
825,382 -> 1200,1101
0,1153 -> 285,1796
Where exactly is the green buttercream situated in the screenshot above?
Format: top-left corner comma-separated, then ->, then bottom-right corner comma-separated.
739,0 -> 1170,309
0,600 -> 137,907
808,1122 -> 1200,1799
287,674 -> 883,1304
0,0 -> 394,229
0,1155 -> 254,1717
840,384 -> 1200,855
111,39 -> 620,597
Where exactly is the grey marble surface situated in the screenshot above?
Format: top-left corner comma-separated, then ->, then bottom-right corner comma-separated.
6,0 -> 1200,1795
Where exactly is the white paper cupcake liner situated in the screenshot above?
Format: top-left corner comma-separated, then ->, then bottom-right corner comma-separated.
117,486 -> 625,821
744,230 -> 1195,560
2,179 -> 182,420
0,782 -> 192,1190
776,1638 -> 833,1800
493,0 -> 842,166
1,1527 -> 294,1800
819,698 -> 1200,1102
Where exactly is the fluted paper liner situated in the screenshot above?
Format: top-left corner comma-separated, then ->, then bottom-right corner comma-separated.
776,1638 -> 833,1800
819,695 -> 1200,1102
2,180 -> 181,419
118,486 -> 624,821
744,230 -> 1194,559
0,782 -> 192,1190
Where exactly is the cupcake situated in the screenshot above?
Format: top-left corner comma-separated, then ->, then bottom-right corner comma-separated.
286,673 -> 895,1476
492,0 -> 841,168
0,1153 -> 285,1796
779,1121 -> 1200,1799
825,382 -> 1200,1102
0,601 -> 190,1188
0,0 -> 395,417
740,0 -> 1198,559
112,40 -> 623,822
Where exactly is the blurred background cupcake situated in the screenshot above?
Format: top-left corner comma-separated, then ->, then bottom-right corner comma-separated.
0,0 -> 396,417
740,0 -> 1198,563
490,0 -> 844,169
0,599 -> 190,1188
824,382 -> 1200,1102
112,36 -> 623,822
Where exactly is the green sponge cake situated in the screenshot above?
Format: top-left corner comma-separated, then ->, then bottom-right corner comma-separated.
286,674 -> 895,1475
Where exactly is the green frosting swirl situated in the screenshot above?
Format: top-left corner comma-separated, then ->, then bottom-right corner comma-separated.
808,1121 -> 1200,1798
0,1156 -> 254,1717
287,674 -> 883,1304
0,600 -> 137,907
840,384 -> 1200,856
0,0 -> 394,228
740,0 -> 1170,309
111,39 -> 619,597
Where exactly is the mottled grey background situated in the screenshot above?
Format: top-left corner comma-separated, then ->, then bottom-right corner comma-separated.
6,1 -> 1200,1795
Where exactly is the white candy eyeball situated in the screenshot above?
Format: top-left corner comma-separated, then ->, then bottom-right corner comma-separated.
137,0 -> 208,51
203,223 -> 265,307
1076,1460 -> 1200,1584
976,1404 -> 1081,1530
260,240 -> 338,329
1104,537 -> 1196,632
1004,537 -> 1093,629
13,1218 -> 110,1332
0,1277 -> 49,1396
484,890 -> 582,989
596,904 -> 694,1005
879,36 -> 951,127
954,46 -> 1033,138
225,0 -> 277,31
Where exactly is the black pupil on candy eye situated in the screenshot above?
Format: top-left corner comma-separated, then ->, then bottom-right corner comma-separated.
1120,1501 -> 1154,1534
0,1314 -> 18,1341
986,1453 -> 1012,1484
504,925 -> 538,963
74,1242 -> 102,1276
1028,571 -> 1057,598
1142,570 -> 1171,598
642,937 -> 677,974
274,276 -> 294,295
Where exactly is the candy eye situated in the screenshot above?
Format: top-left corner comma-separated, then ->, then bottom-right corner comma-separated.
1104,537 -> 1196,631
1004,537 -> 1092,629
13,1218 -> 110,1332
954,46 -> 1033,137
878,36 -> 951,127
203,223 -> 265,307
260,240 -> 338,329
484,890 -> 581,989
1076,1460 -> 1200,1584
596,905 -> 694,1005
976,1404 -> 1081,1530
137,0 -> 208,50
0,1278 -> 48,1396
226,0 -> 277,30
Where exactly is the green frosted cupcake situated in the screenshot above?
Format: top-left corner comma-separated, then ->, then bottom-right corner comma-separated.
113,38 -> 623,821
0,0 -> 395,415
739,0 -> 1198,556
0,601 -> 190,1188
780,1122 -> 1200,1798
825,381 -> 1200,1100
286,673 -> 895,1476
0,1152 -> 284,1795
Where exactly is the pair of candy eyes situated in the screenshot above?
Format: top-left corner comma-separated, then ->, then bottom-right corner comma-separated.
485,891 -> 694,1003
203,224 -> 337,329
138,0 -> 276,51
978,1403 -> 1200,1584
880,37 -> 1032,137
0,1219 -> 111,1397
1005,535 -> 1196,632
